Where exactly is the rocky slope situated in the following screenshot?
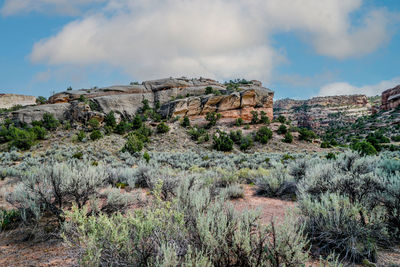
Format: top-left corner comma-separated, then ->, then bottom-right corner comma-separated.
0,94 -> 36,109
11,77 -> 274,124
274,95 -> 371,132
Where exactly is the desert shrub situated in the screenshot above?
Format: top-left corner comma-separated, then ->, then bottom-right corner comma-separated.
260,111 -> 270,124
220,184 -> 244,199
114,120 -> 131,135
31,126 -> 47,140
104,111 -> 117,128
283,132 -> 293,143
277,124 -> 287,135
256,164 -> 296,198
250,111 -> 259,124
277,115 -> 286,123
352,141 -> 378,156
181,116 -> 190,128
188,126 -> 207,142
229,130 -> 242,145
326,152 -> 336,160
156,122 -> 170,134
298,128 -> 317,142
7,127 -> 36,150
77,130 -> 86,142
239,135 -> 253,151
97,187 -> 133,214
235,117 -> 243,126
132,115 -> 143,130
299,193 -> 387,263
288,158 -> 311,181
255,126 -> 273,144
63,180 -> 309,266
42,113 -> 59,131
122,134 -> 144,154
132,125 -> 152,143
391,135 -> 400,142
7,160 -> 108,224
143,151 -> 150,163
90,130 -> 103,141
36,96 -> 47,105
213,130 -> 233,152
320,141 -> 331,148
205,112 -> 221,129
88,118 -> 100,130
205,86 -> 213,94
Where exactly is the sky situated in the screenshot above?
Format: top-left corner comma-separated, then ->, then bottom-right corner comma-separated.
0,0 -> 400,99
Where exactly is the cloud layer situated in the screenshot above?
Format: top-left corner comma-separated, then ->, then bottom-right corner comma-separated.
318,77 -> 400,96
8,0 -> 394,82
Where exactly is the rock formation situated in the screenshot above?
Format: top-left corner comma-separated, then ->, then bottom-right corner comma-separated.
381,85 -> 400,110
12,77 -> 274,124
274,95 -> 371,132
0,94 -> 36,109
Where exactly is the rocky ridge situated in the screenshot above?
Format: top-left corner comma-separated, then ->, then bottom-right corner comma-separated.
381,85 -> 400,110
274,95 -> 371,132
11,77 -> 274,124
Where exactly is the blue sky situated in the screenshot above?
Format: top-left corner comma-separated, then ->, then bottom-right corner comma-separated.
0,0 -> 400,99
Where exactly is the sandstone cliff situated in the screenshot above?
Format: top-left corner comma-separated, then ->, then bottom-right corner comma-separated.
274,95 -> 371,132
0,94 -> 36,109
12,77 -> 274,124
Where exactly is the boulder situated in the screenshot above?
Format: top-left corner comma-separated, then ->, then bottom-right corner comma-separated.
12,103 -> 70,124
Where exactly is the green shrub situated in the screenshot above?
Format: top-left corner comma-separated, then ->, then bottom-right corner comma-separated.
298,128 -> 317,142
205,112 -> 221,128
251,111 -> 259,124
156,122 -> 170,134
42,113 -> 59,131
391,135 -> 400,142
90,130 -> 103,141
181,116 -> 190,128
88,118 -> 100,130
283,132 -> 293,143
321,141 -> 331,148
72,151 -> 83,159
277,115 -> 286,123
122,134 -> 143,154
188,126 -> 207,141
235,117 -> 243,126
229,130 -> 242,145
8,127 -> 36,150
240,135 -> 253,151
104,111 -> 117,128
0,209 -> 20,231
131,115 -> 143,130
77,130 -> 86,142
36,96 -> 47,105
31,126 -> 47,140
114,120 -> 131,135
213,130 -> 233,151
205,86 -> 213,94
352,141 -> 378,156
143,152 -> 150,163
220,184 -> 244,199
260,111 -> 270,124
277,124 -> 287,135
255,126 -> 273,144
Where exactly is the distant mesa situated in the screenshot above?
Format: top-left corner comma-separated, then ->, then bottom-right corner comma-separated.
0,94 -> 36,109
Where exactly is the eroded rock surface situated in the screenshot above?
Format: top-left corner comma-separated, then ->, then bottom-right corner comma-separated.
0,94 -> 36,109
381,85 -> 400,110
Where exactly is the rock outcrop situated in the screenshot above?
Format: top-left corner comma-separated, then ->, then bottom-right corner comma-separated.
274,95 -> 371,132
12,103 -> 70,124
381,85 -> 400,110
160,88 -> 273,121
0,94 -> 36,109
13,77 -> 274,124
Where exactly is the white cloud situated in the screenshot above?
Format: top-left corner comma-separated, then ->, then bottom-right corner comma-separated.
26,0 -> 397,82
318,77 -> 400,96
1,0 -> 106,16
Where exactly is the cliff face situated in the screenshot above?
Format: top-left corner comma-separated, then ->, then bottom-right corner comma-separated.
0,94 -> 36,109
381,85 -> 400,110
274,95 -> 371,132
13,77 -> 274,124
